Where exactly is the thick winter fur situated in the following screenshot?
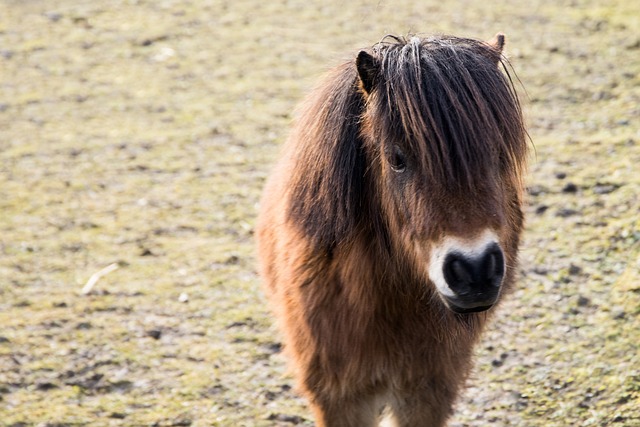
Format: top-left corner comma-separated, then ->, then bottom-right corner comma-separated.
257,34 -> 528,426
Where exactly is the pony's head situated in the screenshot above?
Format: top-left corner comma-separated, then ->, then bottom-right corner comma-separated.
287,34 -> 527,314
355,34 -> 527,313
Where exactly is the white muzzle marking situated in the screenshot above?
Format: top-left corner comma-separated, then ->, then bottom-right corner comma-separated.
428,229 -> 501,299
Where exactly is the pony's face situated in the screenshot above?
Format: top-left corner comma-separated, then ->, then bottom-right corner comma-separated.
373,134 -> 522,314
357,37 -> 526,314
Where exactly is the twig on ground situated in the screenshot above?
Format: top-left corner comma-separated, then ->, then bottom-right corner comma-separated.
81,263 -> 119,295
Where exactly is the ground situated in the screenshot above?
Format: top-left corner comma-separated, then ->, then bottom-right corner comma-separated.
0,0 -> 639,426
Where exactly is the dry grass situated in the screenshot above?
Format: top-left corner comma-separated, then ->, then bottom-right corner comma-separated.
0,0 -> 638,426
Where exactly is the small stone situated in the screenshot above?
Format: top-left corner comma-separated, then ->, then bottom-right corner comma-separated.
267,413 -> 305,424
264,390 -> 278,401
535,205 -> 549,215
532,266 -> 548,275
562,182 -> 578,193
612,414 -> 626,422
225,255 -> 240,265
208,384 -> 226,395
76,322 -> 92,330
555,172 -> 567,179
263,342 -> 282,354
568,264 -> 582,275
556,208 -> 578,217
146,329 -> 162,340
35,381 -> 58,391
109,412 -> 127,419
139,248 -> 155,256
44,11 -> 63,22
593,183 -> 619,194
577,296 -> 590,307
527,185 -> 547,196
178,292 -> 189,303
612,310 -> 626,320
171,418 -> 192,427
226,321 -> 247,328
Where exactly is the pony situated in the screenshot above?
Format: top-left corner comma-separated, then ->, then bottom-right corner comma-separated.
257,33 -> 528,426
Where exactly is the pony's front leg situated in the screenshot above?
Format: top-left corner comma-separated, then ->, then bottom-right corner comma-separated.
308,394 -> 382,427
390,388 -> 456,427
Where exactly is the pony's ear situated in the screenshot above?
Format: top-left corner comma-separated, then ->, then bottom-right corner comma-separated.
487,33 -> 506,58
356,50 -> 380,94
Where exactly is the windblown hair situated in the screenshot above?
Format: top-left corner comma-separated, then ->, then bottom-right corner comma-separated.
287,35 -> 527,250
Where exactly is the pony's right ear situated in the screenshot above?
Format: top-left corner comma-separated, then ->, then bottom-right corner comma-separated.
356,51 -> 380,94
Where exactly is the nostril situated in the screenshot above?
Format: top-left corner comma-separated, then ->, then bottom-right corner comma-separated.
486,252 -> 497,277
482,248 -> 505,286
447,257 -> 473,286
443,255 -> 475,295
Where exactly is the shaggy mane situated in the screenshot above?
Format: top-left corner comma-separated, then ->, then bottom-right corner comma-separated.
287,35 -> 528,249
369,34 -> 528,189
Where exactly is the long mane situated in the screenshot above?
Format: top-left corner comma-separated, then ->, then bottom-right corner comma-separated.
287,63 -> 367,250
286,35 -> 528,249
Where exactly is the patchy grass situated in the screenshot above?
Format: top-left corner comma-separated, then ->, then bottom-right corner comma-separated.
0,0 -> 638,426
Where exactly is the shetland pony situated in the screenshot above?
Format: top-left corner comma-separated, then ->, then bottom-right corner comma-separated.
257,33 -> 528,426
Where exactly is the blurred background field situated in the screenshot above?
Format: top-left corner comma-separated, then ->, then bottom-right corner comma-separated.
0,0 -> 638,426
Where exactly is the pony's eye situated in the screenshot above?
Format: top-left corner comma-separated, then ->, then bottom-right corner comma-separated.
389,145 -> 407,172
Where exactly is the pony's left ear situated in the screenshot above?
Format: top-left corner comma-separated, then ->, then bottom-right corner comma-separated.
356,50 -> 380,94
487,33 -> 506,59
488,33 -> 506,53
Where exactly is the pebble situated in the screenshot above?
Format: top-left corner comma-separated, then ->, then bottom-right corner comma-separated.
44,11 -> 63,22
568,264 -> 582,275
577,296 -> 590,307
535,205 -> 549,215
146,329 -> 162,340
556,208 -> 578,217
267,413 -> 305,424
612,309 -> 626,320
527,185 -> 547,196
75,322 -> 92,330
562,182 -> 578,193
593,183 -> 619,194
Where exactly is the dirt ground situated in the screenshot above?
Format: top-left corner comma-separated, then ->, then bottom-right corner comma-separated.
1,0 -> 639,426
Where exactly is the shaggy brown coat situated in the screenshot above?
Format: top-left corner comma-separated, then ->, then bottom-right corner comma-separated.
257,34 -> 528,426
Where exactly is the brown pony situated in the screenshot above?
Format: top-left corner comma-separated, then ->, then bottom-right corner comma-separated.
257,33 -> 528,426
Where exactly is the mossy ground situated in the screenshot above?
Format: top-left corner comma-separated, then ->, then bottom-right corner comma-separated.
1,0 -> 638,426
